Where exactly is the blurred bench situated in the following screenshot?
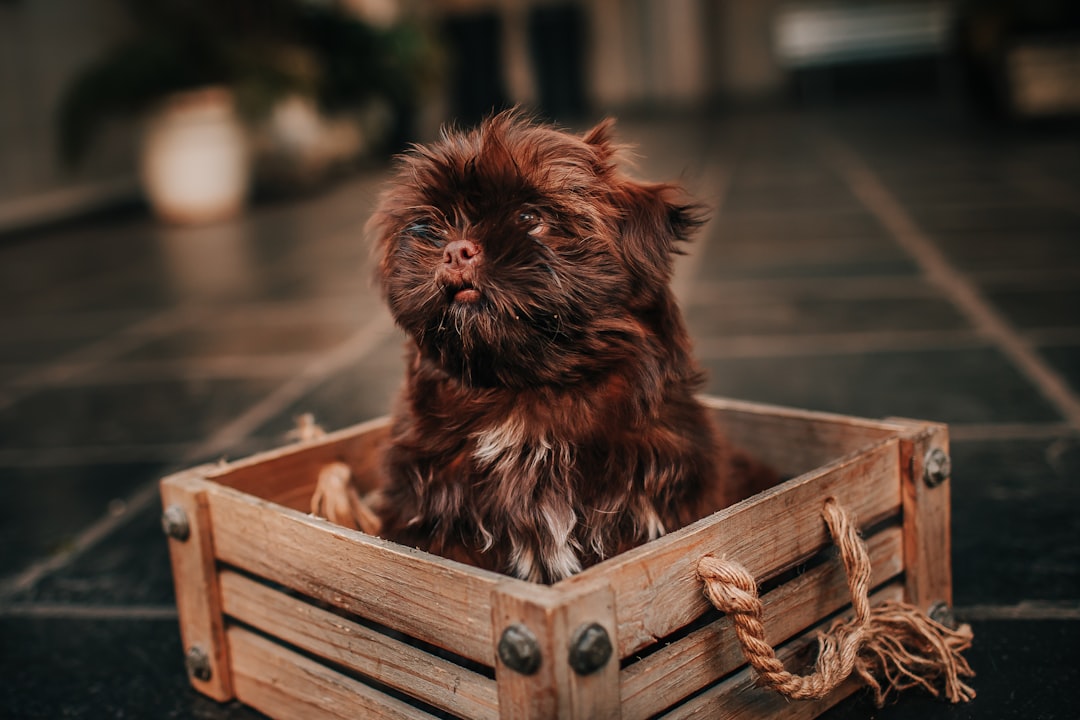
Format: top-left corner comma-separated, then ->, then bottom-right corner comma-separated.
773,1 -> 954,100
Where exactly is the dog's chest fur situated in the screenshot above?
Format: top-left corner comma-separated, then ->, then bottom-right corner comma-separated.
472,417 -> 588,581
474,414 -> 673,581
378,378 -> 683,584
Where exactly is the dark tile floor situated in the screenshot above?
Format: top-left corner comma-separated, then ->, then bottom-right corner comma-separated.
2,105 -> 1079,718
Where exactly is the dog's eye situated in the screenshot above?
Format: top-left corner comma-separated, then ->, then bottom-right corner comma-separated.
518,210 -> 544,236
405,221 -> 445,247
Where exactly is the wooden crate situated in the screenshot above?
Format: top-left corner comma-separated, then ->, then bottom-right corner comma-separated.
161,396 -> 954,719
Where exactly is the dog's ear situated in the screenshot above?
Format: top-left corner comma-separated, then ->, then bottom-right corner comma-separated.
582,118 -> 619,171
614,180 -> 707,296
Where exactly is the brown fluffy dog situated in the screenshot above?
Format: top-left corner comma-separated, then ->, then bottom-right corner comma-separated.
365,112 -> 774,583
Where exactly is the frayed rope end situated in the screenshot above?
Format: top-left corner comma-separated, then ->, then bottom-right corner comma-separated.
848,600 -> 975,706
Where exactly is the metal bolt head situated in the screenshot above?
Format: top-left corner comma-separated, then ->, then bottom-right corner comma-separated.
498,624 -> 542,675
162,505 -> 190,541
924,447 -> 951,487
568,622 -> 612,676
185,646 -> 212,682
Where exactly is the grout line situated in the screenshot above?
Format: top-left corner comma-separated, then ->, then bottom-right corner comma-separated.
0,309 -> 151,342
820,135 -> 1080,433
691,275 -> 941,302
10,354 -> 321,387
1006,164 -> 1080,218
189,310 -> 396,459
689,281 -> 1079,342
696,329 -> 988,359
0,296 -> 371,340
949,423 -> 1077,442
972,267 -> 1080,290
1023,327 -> 1080,346
956,602 -> 1080,622
0,309 -> 397,599
0,602 -> 178,620
0,481 -> 165,599
0,307 -> 195,411
0,443 -> 200,467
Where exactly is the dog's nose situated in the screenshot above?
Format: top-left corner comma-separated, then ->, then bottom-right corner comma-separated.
443,239 -> 481,268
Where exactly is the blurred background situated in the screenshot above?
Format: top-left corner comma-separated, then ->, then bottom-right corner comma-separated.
2,1 -> 1079,718
1,0 -> 1078,229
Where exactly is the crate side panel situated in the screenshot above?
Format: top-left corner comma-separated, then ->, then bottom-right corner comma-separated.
208,417 -> 391,502
229,626 -> 434,720
563,439 -> 902,658
207,486 -> 501,665
704,397 -> 905,479
661,582 -> 906,719
620,525 -> 903,720
220,570 -> 499,720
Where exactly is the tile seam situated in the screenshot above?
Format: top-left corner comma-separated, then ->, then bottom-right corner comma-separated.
0,309 -> 396,599
0,306 -> 197,410
820,134 -> 1080,433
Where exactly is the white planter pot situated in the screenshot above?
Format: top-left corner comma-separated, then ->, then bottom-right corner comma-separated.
253,94 -> 372,192
140,87 -> 250,225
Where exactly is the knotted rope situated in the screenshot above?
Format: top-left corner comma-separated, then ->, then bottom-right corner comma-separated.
697,498 -> 975,706
293,413 -> 383,535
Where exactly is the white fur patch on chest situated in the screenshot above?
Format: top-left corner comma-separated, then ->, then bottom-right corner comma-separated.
471,418 -> 580,582
511,496 -> 583,582
472,418 -> 572,475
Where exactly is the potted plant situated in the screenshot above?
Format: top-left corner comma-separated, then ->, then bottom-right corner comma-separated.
59,0 -> 438,224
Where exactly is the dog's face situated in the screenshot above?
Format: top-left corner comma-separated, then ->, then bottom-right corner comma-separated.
369,112 -> 703,388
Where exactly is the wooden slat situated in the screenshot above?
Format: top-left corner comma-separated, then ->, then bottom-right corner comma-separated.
206,484 -> 515,665
270,483 -> 325,513
491,581 -> 620,720
620,525 -> 904,720
229,625 -> 432,720
207,416 -> 391,501
661,583 -> 906,719
219,570 -> 499,720
562,438 -> 903,658
160,469 -> 233,701
890,418 -> 953,614
208,397 -> 903,508
703,396 -> 906,479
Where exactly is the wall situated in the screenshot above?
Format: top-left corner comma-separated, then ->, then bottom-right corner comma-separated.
0,0 -> 137,233
0,0 -> 789,231
587,0 -> 786,110
430,0 -> 786,112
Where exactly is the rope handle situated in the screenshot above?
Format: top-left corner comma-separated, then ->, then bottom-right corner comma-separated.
697,498 -> 975,705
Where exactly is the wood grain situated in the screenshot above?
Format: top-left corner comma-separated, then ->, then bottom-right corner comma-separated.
889,418 -> 953,614
491,581 -> 621,719
207,416 -> 391,504
620,525 -> 904,720
219,570 -> 499,720
229,625 -> 433,720
702,396 -> 906,479
164,396 -> 948,719
561,438 -> 903,658
160,468 -> 233,701
206,483 -> 521,665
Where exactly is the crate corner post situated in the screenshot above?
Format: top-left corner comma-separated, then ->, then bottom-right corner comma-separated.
892,419 -> 954,616
492,579 -> 621,720
160,468 -> 234,702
